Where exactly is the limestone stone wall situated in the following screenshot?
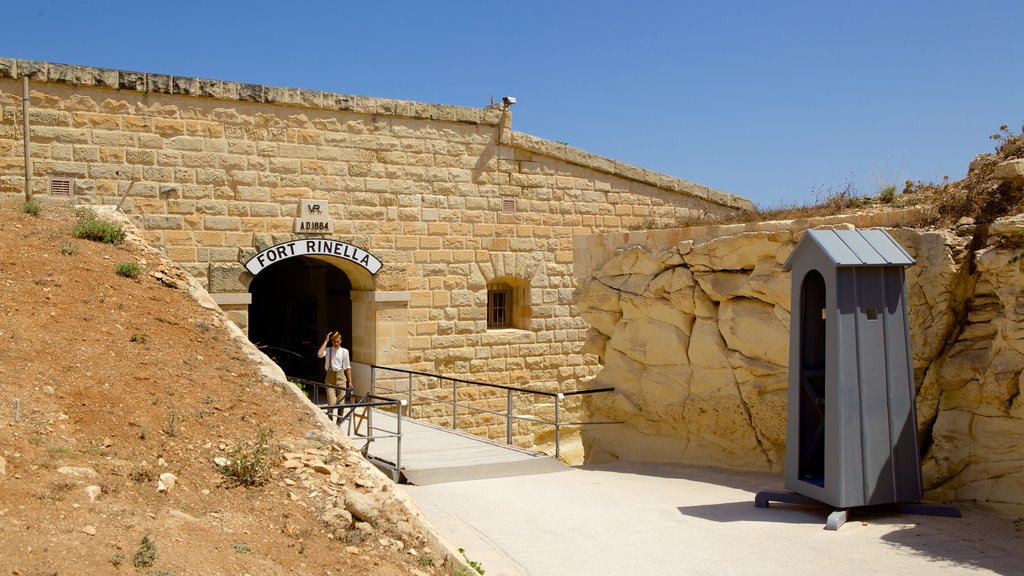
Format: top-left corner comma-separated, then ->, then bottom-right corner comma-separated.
0,58 -> 752,448
573,208 -> 1024,506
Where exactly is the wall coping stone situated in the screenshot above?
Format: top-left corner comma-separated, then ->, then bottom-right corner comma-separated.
511,131 -> 755,211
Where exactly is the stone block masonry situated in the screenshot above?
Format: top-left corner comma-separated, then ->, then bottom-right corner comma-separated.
0,57 -> 752,457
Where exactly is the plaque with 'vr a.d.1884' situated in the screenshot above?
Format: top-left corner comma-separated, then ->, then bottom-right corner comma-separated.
294,199 -> 333,233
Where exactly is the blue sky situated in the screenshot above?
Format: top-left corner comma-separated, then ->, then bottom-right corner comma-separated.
4,1 -> 1022,208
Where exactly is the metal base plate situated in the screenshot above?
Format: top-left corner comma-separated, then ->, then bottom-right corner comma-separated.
755,490 -> 961,531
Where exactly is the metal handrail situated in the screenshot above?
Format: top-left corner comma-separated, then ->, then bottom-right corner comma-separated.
288,376 -> 406,481
363,363 -> 618,459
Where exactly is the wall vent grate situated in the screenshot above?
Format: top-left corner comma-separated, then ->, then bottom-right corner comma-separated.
48,175 -> 75,197
501,196 -> 517,214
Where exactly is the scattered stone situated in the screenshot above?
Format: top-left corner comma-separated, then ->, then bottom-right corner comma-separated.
158,472 -> 177,493
343,490 -> 381,523
84,485 -> 102,502
213,457 -> 231,468
81,525 -> 96,536
57,466 -> 98,478
319,507 -> 352,527
0,456 -> 6,476
345,546 -> 361,555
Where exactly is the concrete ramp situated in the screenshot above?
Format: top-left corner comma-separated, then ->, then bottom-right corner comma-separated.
351,411 -> 566,485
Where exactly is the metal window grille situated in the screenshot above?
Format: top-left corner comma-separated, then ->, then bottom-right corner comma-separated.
488,288 -> 511,328
501,196 -> 517,214
48,175 -> 74,196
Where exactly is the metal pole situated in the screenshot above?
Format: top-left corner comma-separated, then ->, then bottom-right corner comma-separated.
115,181 -> 136,212
555,393 -> 563,459
506,390 -> 513,445
22,76 -> 31,202
407,373 -> 413,417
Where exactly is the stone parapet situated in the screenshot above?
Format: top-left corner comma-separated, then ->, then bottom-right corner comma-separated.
0,58 -> 500,126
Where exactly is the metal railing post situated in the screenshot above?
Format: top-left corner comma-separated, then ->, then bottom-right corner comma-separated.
396,400 -> 403,476
555,393 -> 563,459
506,390 -> 513,445
407,373 -> 413,417
366,366 -> 376,440
451,378 -> 458,430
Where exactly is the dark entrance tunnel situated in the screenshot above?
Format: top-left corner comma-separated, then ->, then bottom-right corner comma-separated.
248,257 -> 352,381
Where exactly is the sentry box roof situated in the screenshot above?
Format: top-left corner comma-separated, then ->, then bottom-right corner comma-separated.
783,228 -> 915,269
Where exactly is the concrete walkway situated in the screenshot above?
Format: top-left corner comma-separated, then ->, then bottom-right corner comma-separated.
403,461 -> 1023,576
350,410 -> 565,485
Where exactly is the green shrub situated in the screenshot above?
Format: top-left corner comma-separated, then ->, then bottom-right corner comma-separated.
59,241 -> 79,256
876,184 -> 898,204
459,548 -> 486,575
116,261 -> 140,278
133,535 -> 157,568
219,427 -> 273,487
21,201 -> 41,216
72,209 -> 125,244
164,407 -> 178,437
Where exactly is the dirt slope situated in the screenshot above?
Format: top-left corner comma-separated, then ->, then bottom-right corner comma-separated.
0,198 -> 447,575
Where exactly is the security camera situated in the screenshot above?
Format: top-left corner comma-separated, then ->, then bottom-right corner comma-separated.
502,96 -> 516,107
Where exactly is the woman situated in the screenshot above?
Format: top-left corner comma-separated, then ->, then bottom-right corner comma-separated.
316,331 -> 352,420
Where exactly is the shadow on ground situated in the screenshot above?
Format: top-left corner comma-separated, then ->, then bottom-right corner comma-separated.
581,460 -> 1024,574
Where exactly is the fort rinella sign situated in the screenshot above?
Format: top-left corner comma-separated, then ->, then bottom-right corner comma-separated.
245,239 -> 383,276
244,199 -> 383,276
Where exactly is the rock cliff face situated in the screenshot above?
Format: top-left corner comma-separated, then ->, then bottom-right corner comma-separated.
573,208 -> 1024,507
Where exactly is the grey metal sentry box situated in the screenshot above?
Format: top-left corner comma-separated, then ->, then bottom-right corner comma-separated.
780,228 -> 923,509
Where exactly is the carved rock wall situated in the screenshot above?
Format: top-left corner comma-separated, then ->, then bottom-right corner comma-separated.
573,209 -> 1024,506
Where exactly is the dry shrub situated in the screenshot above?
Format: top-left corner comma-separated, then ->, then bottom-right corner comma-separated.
932,127 -> 1024,225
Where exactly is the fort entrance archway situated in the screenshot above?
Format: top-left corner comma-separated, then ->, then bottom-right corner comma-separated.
243,240 -> 389,388
248,257 -> 352,381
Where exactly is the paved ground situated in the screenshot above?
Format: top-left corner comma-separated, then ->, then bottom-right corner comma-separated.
353,411 -> 565,485
403,462 -> 1024,576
